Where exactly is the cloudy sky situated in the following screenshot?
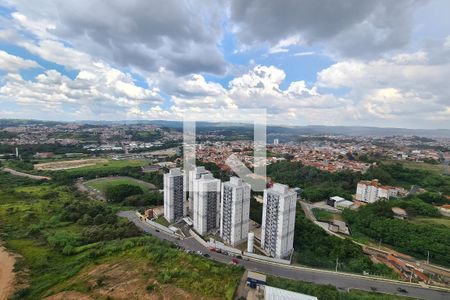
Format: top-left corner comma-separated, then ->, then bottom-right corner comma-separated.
0,0 -> 450,129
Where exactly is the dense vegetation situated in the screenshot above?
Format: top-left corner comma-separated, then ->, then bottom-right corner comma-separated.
53,165 -> 164,188
248,198 -> 394,276
0,143 -> 88,158
343,198 -> 450,267
267,161 -> 450,202
267,276 -> 412,300
1,158 -> 164,189
267,161 -> 361,201
0,173 -> 243,299
105,183 -> 144,203
102,182 -> 163,207
293,209 -> 394,276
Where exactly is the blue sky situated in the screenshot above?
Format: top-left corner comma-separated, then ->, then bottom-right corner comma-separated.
0,0 -> 450,129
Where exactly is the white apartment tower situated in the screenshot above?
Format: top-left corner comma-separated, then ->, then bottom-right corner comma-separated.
261,183 -> 297,259
188,166 -> 211,215
220,177 -> 251,246
193,173 -> 221,235
163,168 -> 186,223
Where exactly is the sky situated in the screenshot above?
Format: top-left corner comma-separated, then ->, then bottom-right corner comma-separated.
0,0 -> 450,129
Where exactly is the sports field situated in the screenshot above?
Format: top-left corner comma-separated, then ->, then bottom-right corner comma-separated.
85,176 -> 156,192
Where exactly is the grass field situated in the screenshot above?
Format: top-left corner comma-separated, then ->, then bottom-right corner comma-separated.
312,208 -> 343,222
155,215 -> 170,226
66,159 -> 148,172
383,159 -> 447,174
86,177 -> 153,193
410,217 -> 450,227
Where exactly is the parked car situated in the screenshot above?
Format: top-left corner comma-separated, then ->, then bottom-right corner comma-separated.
397,287 -> 408,293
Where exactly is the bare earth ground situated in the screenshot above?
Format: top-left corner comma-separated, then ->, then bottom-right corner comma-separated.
45,259 -> 220,300
1,167 -> 51,180
0,246 -> 16,300
34,159 -> 108,171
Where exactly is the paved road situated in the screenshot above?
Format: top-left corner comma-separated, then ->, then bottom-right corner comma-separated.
118,211 -> 450,300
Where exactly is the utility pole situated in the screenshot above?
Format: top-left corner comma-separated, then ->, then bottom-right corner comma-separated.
335,258 -> 339,272
378,239 -> 382,249
427,251 -> 430,264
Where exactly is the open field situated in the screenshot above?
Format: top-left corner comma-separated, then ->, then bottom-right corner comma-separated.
85,176 -> 157,192
410,217 -> 450,227
34,158 -> 109,171
63,159 -> 148,173
383,159 -> 448,174
311,208 -> 343,222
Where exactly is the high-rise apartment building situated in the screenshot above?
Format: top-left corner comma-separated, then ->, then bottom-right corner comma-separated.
163,168 -> 185,223
188,166 -> 211,215
220,177 -> 251,246
261,183 -> 297,259
192,173 -> 221,235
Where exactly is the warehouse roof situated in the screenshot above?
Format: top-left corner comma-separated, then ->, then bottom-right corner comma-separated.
264,286 -> 318,300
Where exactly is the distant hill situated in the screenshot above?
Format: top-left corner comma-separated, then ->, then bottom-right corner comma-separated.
1,119 -> 450,138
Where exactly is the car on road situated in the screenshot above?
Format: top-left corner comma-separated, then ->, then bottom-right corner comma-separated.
155,229 -> 160,232
203,253 -> 210,258
397,287 -> 408,293
231,257 -> 239,264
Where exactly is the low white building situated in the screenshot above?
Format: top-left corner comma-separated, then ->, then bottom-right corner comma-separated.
355,179 -> 399,203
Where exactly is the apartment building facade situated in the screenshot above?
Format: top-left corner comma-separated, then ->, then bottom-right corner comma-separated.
188,166 -> 211,216
163,168 -> 186,223
261,183 -> 297,259
193,173 -> 221,235
220,177 -> 251,246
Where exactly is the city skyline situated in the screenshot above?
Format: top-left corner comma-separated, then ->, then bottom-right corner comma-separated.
0,1 -> 449,129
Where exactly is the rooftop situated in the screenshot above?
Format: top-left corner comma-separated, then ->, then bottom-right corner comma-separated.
264,285 -> 318,300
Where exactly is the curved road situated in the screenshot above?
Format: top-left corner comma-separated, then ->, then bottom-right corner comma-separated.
118,211 -> 450,300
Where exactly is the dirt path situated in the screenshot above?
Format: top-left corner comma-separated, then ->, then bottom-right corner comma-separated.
1,167 -> 51,180
0,246 -> 16,300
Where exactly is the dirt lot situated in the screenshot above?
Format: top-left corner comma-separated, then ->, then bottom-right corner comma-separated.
46,259 -> 218,300
34,159 -> 108,171
0,246 -> 16,300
